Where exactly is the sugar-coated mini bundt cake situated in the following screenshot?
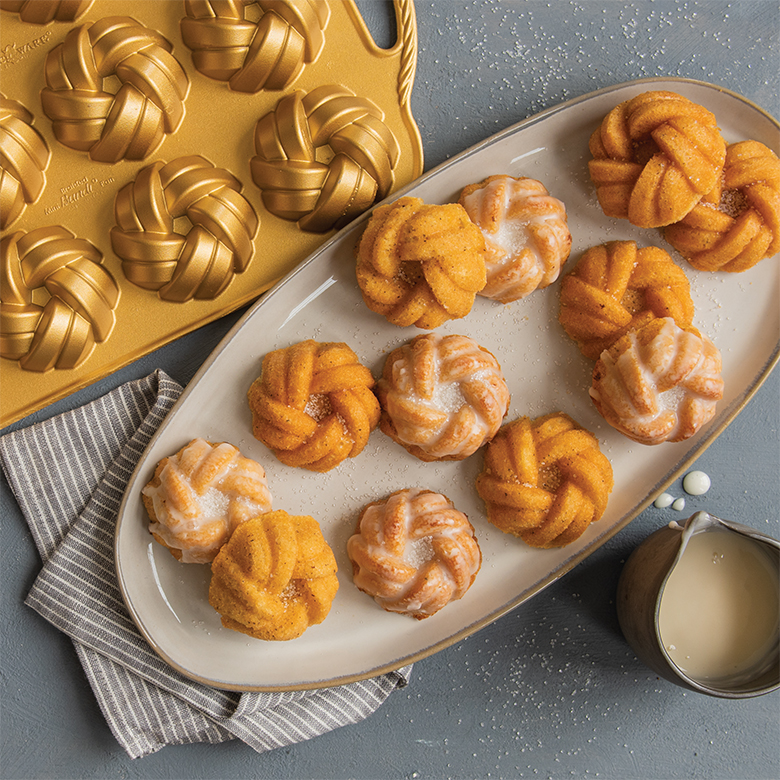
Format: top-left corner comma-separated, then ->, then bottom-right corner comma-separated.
376,333 -> 510,461
355,196 -> 487,328
558,240 -> 695,360
588,90 -> 726,228
248,339 -> 380,472
209,510 -> 339,641
590,317 -> 724,445
664,140 -> 780,272
475,413 -> 614,549
458,174 -> 572,302
347,488 -> 481,619
142,438 -> 272,564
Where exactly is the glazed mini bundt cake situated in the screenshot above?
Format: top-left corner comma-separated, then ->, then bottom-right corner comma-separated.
248,339 -> 380,472
590,317 -> 724,445
558,240 -> 695,360
475,413 -> 614,549
209,510 -> 339,641
355,196 -> 487,328
458,174 -> 572,302
588,90 -> 726,228
376,333 -> 510,462
664,140 -> 780,272
347,488 -> 481,619
142,438 -> 272,564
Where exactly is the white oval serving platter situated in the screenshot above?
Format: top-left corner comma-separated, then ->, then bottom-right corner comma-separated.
115,78 -> 780,691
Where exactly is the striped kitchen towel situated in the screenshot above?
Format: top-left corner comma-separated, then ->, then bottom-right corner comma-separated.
0,370 -> 411,759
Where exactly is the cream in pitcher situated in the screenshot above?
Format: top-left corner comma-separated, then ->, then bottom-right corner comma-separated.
658,526 -> 780,683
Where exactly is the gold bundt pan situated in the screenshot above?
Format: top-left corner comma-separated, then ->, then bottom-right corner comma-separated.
0,0 -> 422,425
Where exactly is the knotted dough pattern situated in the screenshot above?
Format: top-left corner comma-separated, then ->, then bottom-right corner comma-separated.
590,318 -> 724,445
0,94 -> 51,230
248,339 -> 380,472
110,155 -> 258,302
0,0 -> 93,23
356,196 -> 487,329
0,226 -> 119,372
376,333 -> 510,462
475,413 -> 614,549
347,488 -> 482,620
142,437 -> 273,564
251,84 -> 400,232
588,90 -> 726,228
40,15 -> 190,163
209,510 -> 339,641
664,140 -> 780,272
558,240 -> 694,360
180,0 -> 330,93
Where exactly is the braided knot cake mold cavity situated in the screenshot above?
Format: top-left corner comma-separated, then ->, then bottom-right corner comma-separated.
1,226 -> 119,372
0,0 -> 94,23
459,174 -> 572,303
247,339 -> 380,472
664,140 -> 780,273
142,437 -> 273,564
110,155 -> 259,302
0,94 -> 51,230
356,196 -> 488,328
590,317 -> 724,446
558,240 -> 695,361
377,333 -> 510,462
180,0 -> 330,93
475,413 -> 614,549
40,15 -> 190,163
251,84 -> 401,233
209,509 -> 339,641
347,488 -> 482,620
588,90 -> 726,228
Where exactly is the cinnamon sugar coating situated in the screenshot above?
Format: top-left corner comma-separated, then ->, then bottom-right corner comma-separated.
347,488 -> 481,619
209,510 -> 339,641
355,196 -> 487,328
590,318 -> 724,445
248,340 -> 380,472
475,413 -> 613,549
558,240 -> 694,360
459,174 -> 572,302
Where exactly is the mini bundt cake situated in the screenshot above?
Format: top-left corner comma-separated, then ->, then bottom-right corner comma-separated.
355,196 -> 487,328
347,488 -> 481,619
376,333 -> 510,462
248,339 -> 380,472
475,413 -> 614,548
142,438 -> 272,564
209,510 -> 339,641
588,90 -> 726,228
458,174 -> 572,302
558,240 -> 695,360
590,317 -> 724,445
664,140 -> 780,272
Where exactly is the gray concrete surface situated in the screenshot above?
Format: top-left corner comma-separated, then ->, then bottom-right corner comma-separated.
2,2 -> 779,778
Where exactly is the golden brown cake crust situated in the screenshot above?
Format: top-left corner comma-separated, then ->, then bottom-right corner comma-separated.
558,240 -> 695,360
355,196 -> 487,329
664,140 -> 780,272
208,510 -> 339,641
376,332 -> 510,462
588,90 -> 726,228
475,413 -> 614,548
347,488 -> 481,619
142,438 -> 272,564
248,339 -> 380,472
458,174 -> 572,303
590,317 -> 724,445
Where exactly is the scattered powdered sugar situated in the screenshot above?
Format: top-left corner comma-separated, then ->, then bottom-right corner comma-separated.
406,536 -> 435,568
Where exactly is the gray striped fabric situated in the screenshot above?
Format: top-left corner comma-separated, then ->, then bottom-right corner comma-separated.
0,370 -> 411,759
